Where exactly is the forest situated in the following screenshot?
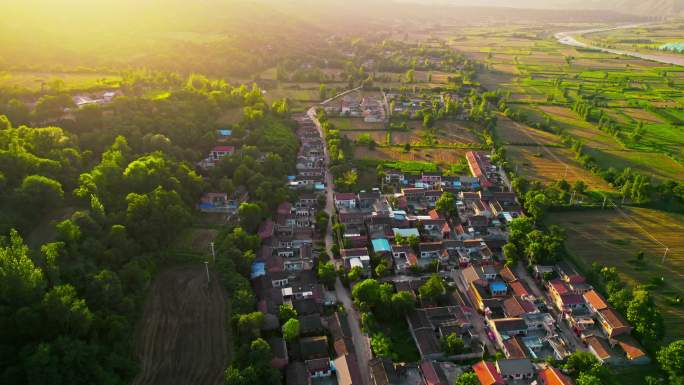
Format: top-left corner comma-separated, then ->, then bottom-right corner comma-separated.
0,71 -> 298,384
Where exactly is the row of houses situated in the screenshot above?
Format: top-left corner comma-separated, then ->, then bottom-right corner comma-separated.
290,116 -> 327,190
253,114 -> 367,385
540,262 -> 650,366
472,360 -> 573,385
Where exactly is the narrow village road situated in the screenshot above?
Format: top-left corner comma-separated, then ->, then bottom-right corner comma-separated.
307,106 -> 372,385
514,263 -> 586,353
451,270 -> 498,356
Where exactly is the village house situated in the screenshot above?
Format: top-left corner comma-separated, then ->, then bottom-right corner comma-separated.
596,308 -> 633,338
496,359 -> 535,382
392,244 -> 417,273
472,360 -> 505,385
341,248 -> 371,275
585,336 -> 619,365
418,242 -> 442,267
335,193 -> 358,210
547,280 -> 585,313
334,354 -> 364,385
538,366 -> 573,385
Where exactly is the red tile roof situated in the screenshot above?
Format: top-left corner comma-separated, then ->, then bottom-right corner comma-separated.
212,145 -> 235,153
583,290 -> 609,311
549,280 -> 570,295
538,367 -> 573,385
472,361 -> 505,385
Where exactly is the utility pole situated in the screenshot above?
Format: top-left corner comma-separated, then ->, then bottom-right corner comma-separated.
662,247 -> 670,264
569,191 -> 575,205
204,261 -> 211,285
210,242 -> 216,265
602,196 -> 607,209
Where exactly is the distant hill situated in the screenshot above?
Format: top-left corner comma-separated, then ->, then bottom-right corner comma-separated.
433,0 -> 684,16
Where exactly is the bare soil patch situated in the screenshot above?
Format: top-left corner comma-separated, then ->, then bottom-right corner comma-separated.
133,267 -> 228,385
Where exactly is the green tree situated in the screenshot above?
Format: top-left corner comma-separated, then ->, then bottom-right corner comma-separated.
391,291 -> 416,315
282,318 -> 300,342
577,373 -> 602,385
0,229 -> 46,307
318,261 -> 337,289
419,275 -> 446,301
279,304 -> 297,323
455,372 -> 480,385
658,339 -> 684,384
42,284 -> 94,338
348,266 -> 364,283
238,202 -> 263,233
502,242 -> 519,265
237,312 -> 264,341
125,187 -> 192,250
15,175 -> 64,218
375,261 -> 389,277
435,192 -> 458,219
352,278 -> 381,307
371,332 -> 392,357
441,332 -> 465,355
564,351 -> 599,378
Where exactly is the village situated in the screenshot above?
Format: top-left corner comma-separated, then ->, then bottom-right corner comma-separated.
186,93 -> 652,385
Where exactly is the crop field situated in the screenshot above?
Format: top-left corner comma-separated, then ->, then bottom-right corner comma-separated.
345,130 -> 388,144
448,22 -> 684,187
0,70 -> 122,91
583,23 -> 684,55
403,121 -> 483,146
505,145 -> 612,190
328,117 -> 385,131
588,149 -> 684,183
263,87 -> 321,103
547,208 -> 684,340
354,146 -> 466,165
495,116 -> 560,146
134,267 -> 228,385
621,108 -> 665,124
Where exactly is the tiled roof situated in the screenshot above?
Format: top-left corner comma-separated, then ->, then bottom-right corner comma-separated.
472,360 -> 505,385
583,290 -> 609,311
538,367 -> 573,385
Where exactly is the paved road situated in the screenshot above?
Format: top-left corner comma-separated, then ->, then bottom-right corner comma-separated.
513,263 -> 586,353
451,270 -> 498,355
308,107 -> 372,385
555,23 -> 684,67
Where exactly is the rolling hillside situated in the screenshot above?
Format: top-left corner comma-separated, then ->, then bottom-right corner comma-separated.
436,0 -> 684,16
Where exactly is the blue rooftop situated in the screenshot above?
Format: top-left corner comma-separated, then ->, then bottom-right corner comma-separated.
490,281 -> 507,292
251,262 -> 265,279
218,129 -> 232,137
372,238 -> 391,253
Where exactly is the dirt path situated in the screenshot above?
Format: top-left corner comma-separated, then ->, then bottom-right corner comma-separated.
133,266 -> 228,385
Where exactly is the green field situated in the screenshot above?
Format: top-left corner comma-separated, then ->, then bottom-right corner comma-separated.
547,207 -> 684,340
453,24 -> 684,186
0,70 -> 121,91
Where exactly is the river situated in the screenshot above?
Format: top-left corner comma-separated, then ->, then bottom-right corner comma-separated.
554,23 -> 684,66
